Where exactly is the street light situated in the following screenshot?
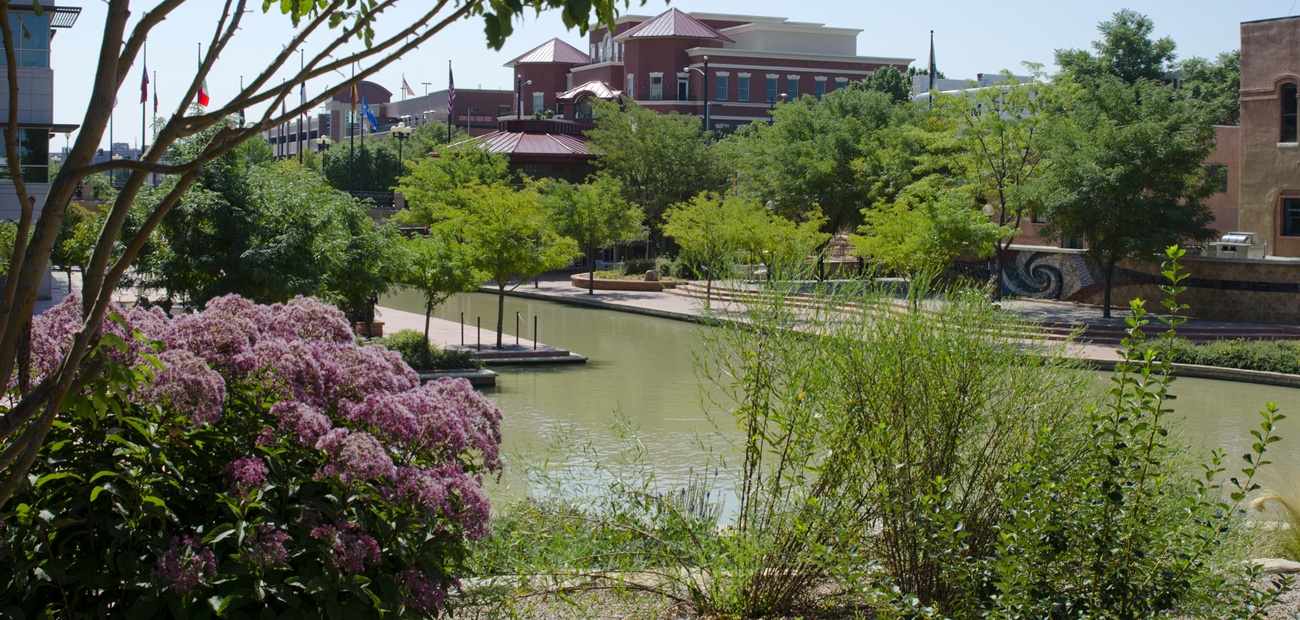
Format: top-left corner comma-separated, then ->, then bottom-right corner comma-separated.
768,92 -> 787,125
515,74 -> 532,120
390,122 -> 413,160
316,136 -> 332,174
683,55 -> 710,132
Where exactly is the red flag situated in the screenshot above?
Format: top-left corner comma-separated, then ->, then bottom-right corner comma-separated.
140,62 -> 149,104
402,76 -> 416,97
153,90 -> 158,115
198,78 -> 210,107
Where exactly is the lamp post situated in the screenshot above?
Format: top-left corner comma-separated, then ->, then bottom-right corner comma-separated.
515,75 -> 532,120
316,135 -> 332,174
390,121 -> 412,160
683,55 -> 710,133
768,92 -> 787,125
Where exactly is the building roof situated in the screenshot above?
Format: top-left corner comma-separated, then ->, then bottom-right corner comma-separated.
504,38 -> 590,67
558,80 -> 623,101
613,8 -> 735,43
468,131 -> 592,158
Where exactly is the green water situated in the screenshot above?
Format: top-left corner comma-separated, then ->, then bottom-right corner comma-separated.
382,290 -> 1300,498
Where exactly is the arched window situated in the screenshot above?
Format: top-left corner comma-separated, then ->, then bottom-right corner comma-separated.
1283,83 -> 1298,143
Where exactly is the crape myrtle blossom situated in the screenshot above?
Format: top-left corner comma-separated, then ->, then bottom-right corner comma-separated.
26,294 -> 503,609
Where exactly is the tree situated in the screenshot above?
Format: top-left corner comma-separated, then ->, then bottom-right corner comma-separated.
1178,50 -> 1241,126
395,144 -> 512,225
0,0 -> 629,505
662,192 -> 757,299
929,70 -> 1053,300
585,99 -> 729,227
857,65 -> 911,104
1037,76 -> 1216,318
538,176 -> 645,294
49,202 -> 97,280
852,181 -> 1003,282
726,87 -> 909,232
447,183 -> 578,348
1055,9 -> 1177,85
322,138 -> 402,193
400,228 -> 484,342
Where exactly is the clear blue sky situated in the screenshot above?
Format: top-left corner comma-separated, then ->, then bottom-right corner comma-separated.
50,0 -> 1297,152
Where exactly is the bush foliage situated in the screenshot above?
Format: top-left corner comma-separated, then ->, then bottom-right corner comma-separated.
1,296 -> 502,618
1141,337 -> 1300,375
381,329 -> 482,371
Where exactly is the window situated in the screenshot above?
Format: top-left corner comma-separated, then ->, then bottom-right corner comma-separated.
650,74 -> 663,100
677,75 -> 689,100
738,75 -> 751,101
715,74 -> 728,101
627,74 -> 634,98
1284,197 -> 1300,236
1205,164 -> 1229,194
814,77 -> 826,100
835,77 -> 849,90
0,128 -> 50,183
787,76 -> 799,98
556,103 -> 564,117
1284,83 -> 1298,143
1032,213 -> 1047,224
4,12 -> 50,68
765,75 -> 778,102
532,92 -> 544,115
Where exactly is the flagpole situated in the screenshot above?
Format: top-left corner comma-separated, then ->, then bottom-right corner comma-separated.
928,30 -> 935,105
298,50 -> 304,165
446,60 -> 453,143
349,64 -> 356,193
141,41 -> 147,160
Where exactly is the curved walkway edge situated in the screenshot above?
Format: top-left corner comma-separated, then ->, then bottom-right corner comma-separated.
495,277 -> 1300,390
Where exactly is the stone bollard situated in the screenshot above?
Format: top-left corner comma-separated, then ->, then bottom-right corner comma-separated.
645,269 -> 659,282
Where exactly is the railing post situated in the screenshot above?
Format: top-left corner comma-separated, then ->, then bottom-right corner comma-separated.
515,311 -> 520,346
533,315 -> 538,350
476,317 -> 481,351
460,312 -> 464,347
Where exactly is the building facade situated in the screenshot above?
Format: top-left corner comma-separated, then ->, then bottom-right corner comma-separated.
507,8 -> 912,128
1,2 -> 81,299
1239,15 -> 1300,258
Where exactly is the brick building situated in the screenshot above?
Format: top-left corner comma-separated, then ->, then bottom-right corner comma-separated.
507,8 -> 912,129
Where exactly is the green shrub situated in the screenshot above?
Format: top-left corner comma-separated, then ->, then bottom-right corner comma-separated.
621,258 -> 657,276
1146,337 -> 1300,375
654,255 -> 681,279
381,329 -> 482,370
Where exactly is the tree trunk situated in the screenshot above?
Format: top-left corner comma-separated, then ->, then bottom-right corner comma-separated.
587,247 -> 595,295
992,245 -> 1004,302
423,301 -> 433,343
1102,259 -> 1115,319
495,282 -> 506,349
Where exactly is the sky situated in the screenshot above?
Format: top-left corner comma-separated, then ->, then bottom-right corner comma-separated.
48,0 -> 1300,152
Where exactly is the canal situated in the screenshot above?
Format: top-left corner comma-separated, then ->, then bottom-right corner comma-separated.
382,290 -> 1300,501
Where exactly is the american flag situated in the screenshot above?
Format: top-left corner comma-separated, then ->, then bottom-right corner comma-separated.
447,62 -> 455,119
402,76 -> 416,97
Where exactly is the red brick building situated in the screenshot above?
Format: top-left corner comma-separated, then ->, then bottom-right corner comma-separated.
506,8 -> 912,128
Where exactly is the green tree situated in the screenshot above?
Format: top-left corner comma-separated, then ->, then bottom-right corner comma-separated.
49,202 -> 97,280
1055,9 -> 1178,85
726,87 -> 908,232
585,99 -> 729,226
1037,76 -> 1216,318
400,228 -> 484,342
857,65 -> 910,104
538,176 -> 645,294
852,181 -> 1003,282
0,0 -> 635,509
448,183 -> 578,348
663,192 -> 758,299
1178,49 -> 1241,126
395,144 -> 512,225
322,139 -> 403,193
929,70 -> 1053,300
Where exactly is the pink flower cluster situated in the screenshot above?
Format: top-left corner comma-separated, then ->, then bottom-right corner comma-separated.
153,536 -> 216,595
223,457 -> 269,497
311,521 -> 381,575
242,524 -> 292,569
33,293 -> 504,600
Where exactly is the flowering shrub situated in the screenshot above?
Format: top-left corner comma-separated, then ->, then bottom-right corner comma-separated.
0,294 -> 502,617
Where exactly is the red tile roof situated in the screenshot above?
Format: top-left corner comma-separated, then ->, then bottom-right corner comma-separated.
613,8 -> 735,43
504,38 -> 590,67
